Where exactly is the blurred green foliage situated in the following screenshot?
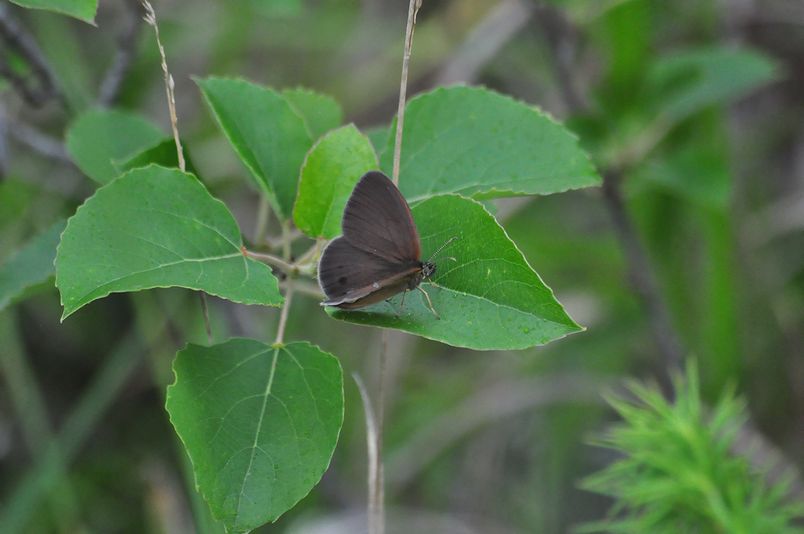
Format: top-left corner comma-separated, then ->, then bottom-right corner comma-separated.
1,0 -> 803,532
581,363 -> 804,533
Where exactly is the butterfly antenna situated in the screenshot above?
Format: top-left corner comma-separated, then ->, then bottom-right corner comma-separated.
427,235 -> 459,263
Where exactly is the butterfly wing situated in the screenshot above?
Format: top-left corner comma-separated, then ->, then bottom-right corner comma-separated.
341,171 -> 421,263
318,237 -> 420,306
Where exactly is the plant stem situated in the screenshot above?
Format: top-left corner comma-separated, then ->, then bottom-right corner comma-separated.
98,0 -> 143,106
0,4 -> 63,106
365,2 -> 424,532
281,220 -> 292,261
197,291 -> 213,344
141,0 -> 185,172
275,283 -> 294,345
254,196 -> 270,246
391,0 -> 422,186
601,170 -> 683,378
242,248 -> 297,273
353,373 -> 381,534
7,119 -> 70,162
142,0 -> 212,344
283,279 -> 323,300
373,332 -> 389,534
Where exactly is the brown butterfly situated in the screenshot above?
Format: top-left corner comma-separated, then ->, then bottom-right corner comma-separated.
317,171 -> 454,317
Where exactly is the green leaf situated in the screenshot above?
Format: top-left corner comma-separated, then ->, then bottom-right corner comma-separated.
115,138 -> 198,177
31,10 -> 93,110
646,47 -> 777,122
282,88 -> 343,140
56,166 -> 282,319
66,109 -> 164,184
9,0 -> 97,24
197,77 -> 313,219
0,219 -> 65,311
166,338 -> 344,532
293,125 -> 377,239
633,120 -> 731,211
379,86 -> 600,203
328,195 -> 581,350
365,124 -> 390,158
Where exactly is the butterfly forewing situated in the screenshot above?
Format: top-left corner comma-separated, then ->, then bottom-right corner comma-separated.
318,237 -> 421,305
341,171 -> 421,263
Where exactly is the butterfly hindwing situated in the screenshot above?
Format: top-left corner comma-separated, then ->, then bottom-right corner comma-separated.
318,237 -> 420,305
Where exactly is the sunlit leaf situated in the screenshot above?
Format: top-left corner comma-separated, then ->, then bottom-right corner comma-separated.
293,124 -> 377,238
197,77 -> 312,219
328,195 -> 581,350
379,86 -> 600,203
282,88 -> 343,140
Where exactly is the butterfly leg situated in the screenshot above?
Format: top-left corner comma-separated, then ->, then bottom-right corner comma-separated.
417,286 -> 439,320
389,290 -> 407,318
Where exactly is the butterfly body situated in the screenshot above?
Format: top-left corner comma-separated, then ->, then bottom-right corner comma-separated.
318,171 -> 436,311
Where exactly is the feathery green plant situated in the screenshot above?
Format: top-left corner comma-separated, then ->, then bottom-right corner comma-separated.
579,364 -> 804,534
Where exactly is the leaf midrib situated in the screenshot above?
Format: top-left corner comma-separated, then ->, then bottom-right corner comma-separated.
70,252 -> 243,306
429,282 -> 576,330
234,347 -> 281,524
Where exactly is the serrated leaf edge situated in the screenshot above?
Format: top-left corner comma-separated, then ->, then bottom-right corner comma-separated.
55,164 -> 283,320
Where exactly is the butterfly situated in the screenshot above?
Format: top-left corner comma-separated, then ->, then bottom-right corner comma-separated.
317,171 -> 454,317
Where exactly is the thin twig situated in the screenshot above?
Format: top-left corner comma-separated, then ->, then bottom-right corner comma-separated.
264,227 -> 303,252
533,2 -> 588,115
7,119 -> 70,162
372,332 -> 388,534
353,373 -> 381,533
368,3 -> 424,532
242,248 -> 297,273
601,170 -> 684,379
437,0 -> 534,85
197,292 -> 212,344
141,1 -> 203,341
282,279 -> 323,300
253,196 -> 270,246
98,0 -> 144,106
0,59 -> 49,107
391,0 -> 422,186
0,4 -> 63,106
281,220 -> 292,261
141,0 -> 185,172
294,238 -> 325,267
274,283 -> 294,346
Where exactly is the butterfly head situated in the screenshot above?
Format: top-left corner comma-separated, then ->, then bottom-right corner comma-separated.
421,261 -> 436,279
